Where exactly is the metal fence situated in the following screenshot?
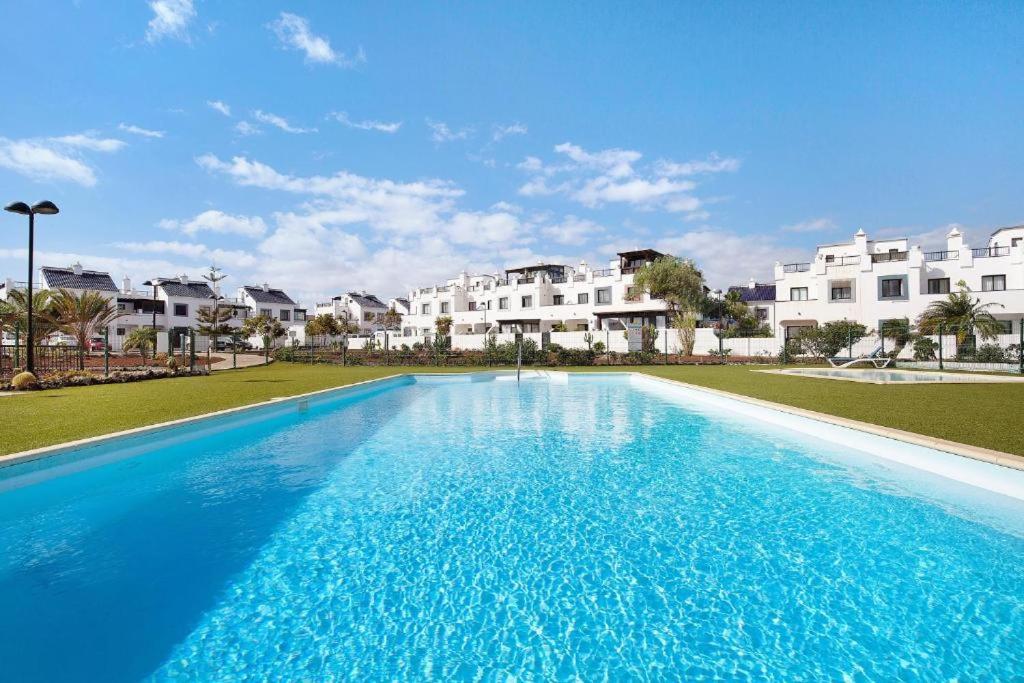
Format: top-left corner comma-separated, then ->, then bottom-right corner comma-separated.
1,344 -> 79,378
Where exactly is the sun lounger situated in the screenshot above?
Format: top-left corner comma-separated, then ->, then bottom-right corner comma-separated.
827,345 -> 894,369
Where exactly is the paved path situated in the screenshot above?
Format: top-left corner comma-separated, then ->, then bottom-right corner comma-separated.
210,353 -> 272,371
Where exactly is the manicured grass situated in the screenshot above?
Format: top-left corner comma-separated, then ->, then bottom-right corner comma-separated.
3,363 -> 1023,457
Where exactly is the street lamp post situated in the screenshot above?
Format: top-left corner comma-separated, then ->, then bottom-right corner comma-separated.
4,200 -> 59,374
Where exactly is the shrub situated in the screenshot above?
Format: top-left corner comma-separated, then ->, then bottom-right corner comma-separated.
166,357 -> 179,370
708,348 -> 732,358
912,337 -> 938,361
974,343 -> 1008,363
553,347 -> 596,366
592,340 -> 606,353
274,346 -> 297,362
11,371 -> 38,390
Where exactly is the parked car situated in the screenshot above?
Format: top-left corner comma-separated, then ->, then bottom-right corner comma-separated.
213,338 -> 252,351
46,333 -> 77,347
87,338 -> 107,351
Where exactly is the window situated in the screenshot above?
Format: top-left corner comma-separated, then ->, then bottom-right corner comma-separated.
174,303 -> 188,317
421,303 -> 431,315
440,302 -> 450,314
295,310 -> 305,321
595,288 -> 612,305
927,278 -> 950,294
830,286 -> 852,300
982,275 -> 1006,292
499,297 -> 509,310
1013,237 -> 1022,247
521,295 -> 533,308
116,327 -> 126,336
280,310 -> 290,322
577,293 -> 589,305
995,319 -> 1013,334
468,301 -> 477,311
755,307 -> 768,321
880,278 -> 903,298
626,286 -> 641,301
825,254 -> 835,263
260,308 -> 272,318
117,302 -> 127,311
553,294 -> 564,306
790,287 -> 808,301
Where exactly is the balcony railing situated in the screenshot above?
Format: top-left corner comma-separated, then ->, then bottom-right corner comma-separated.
436,286 -> 451,292
924,250 -> 958,262
972,246 -> 1010,258
549,276 -> 566,284
782,263 -> 811,273
573,274 -> 587,282
517,276 -> 535,284
592,268 -> 614,277
824,256 -> 860,267
871,251 -> 908,263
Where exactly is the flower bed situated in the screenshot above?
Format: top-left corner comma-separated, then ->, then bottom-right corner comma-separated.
2,367 -> 210,392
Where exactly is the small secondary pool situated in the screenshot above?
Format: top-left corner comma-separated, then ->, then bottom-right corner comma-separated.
2,373 -> 1024,681
769,367 -> 1024,383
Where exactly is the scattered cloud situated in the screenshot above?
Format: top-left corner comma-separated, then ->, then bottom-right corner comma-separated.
654,153 -> 741,177
540,216 -> 606,245
158,209 -> 268,238
490,201 -> 522,214
253,110 -> 317,134
118,123 -> 165,139
493,122 -> 528,142
234,121 -> 261,136
207,100 -> 231,117
145,0 -> 195,43
781,217 -> 837,233
427,120 -> 473,143
268,12 -> 365,67
331,111 -> 402,133
113,240 -> 258,268
656,228 -> 804,289
0,133 -> 126,187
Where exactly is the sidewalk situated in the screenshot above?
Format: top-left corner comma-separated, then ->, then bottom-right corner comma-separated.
210,353 -> 271,371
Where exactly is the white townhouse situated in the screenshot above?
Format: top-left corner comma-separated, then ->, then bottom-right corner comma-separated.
388,297 -> 411,318
314,291 -> 389,333
772,225 -> 1024,340
239,284 -> 306,325
401,249 -> 674,336
725,279 -> 777,330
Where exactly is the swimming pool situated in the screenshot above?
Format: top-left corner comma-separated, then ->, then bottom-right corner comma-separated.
2,372 -> 1023,680
768,367 -> 1024,383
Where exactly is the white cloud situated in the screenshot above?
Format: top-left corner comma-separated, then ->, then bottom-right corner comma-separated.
113,240 -> 258,268
331,111 -> 402,133
427,120 -> 472,143
574,176 -> 696,208
207,100 -> 231,117
49,132 -> 126,152
145,0 -> 195,43
159,210 -> 268,238
493,122 -> 527,142
540,216 -> 605,245
234,121 -> 261,136
268,12 -> 365,67
0,132 -> 126,187
654,153 -> 741,177
656,228 -> 804,289
553,142 -> 640,178
118,123 -> 165,139
781,217 -> 837,233
252,110 -> 317,134
490,201 -> 522,214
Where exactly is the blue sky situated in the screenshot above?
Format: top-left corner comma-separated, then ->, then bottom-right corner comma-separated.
1,1 -> 1022,306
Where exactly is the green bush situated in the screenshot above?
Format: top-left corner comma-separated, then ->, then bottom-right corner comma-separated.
912,337 -> 938,361
974,343 -> 1008,363
166,357 -> 179,370
274,346 -> 297,362
11,371 -> 38,390
552,347 -> 596,366
592,340 -> 606,353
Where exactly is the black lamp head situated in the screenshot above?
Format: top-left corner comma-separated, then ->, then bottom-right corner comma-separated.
30,200 -> 59,215
4,201 -> 31,216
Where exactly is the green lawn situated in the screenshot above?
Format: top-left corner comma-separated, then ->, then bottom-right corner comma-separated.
3,363 -> 1023,456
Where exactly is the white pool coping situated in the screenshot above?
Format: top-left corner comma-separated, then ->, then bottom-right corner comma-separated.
2,369 -> 1023,500
760,367 -> 1024,384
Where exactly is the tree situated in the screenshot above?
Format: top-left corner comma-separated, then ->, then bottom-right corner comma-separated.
0,288 -> 59,346
123,327 -> 157,361
50,289 -> 124,369
632,256 -> 705,355
306,313 -> 341,346
917,280 -> 1005,350
195,305 -> 236,337
242,314 -> 286,354
434,315 -> 453,337
380,307 -> 402,332
796,320 -> 869,359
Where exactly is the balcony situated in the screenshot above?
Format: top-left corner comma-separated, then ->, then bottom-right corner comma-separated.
925,250 -> 959,262
972,246 -> 1010,258
549,276 -> 566,284
573,274 -> 587,282
870,251 -> 908,263
592,268 -> 614,277
824,256 -> 860,267
517,276 -> 536,284
782,263 -> 811,273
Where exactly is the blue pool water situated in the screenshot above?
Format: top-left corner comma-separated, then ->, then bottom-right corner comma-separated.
2,374 -> 1024,681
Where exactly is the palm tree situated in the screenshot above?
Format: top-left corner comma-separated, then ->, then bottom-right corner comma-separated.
50,289 -> 124,369
917,280 -> 1004,350
0,289 -> 59,346
123,327 -> 157,362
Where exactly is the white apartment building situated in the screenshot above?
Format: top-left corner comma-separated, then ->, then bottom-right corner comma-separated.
314,291 -> 389,333
401,249 -> 673,336
772,226 -> 1024,340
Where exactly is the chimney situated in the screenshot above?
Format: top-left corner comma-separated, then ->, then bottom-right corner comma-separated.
853,228 -> 868,254
122,276 -> 131,293
179,274 -> 188,284
262,282 -> 270,292
72,262 -> 83,276
748,277 -> 756,289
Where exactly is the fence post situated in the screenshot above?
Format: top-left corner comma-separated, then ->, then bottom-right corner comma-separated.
189,330 -> 196,372
847,328 -> 852,358
308,335 -> 313,364
103,327 -> 109,377
13,325 -> 19,369
1019,318 -> 1023,374
232,335 -> 237,369
385,330 -> 389,366
938,322 -> 944,370
663,328 -> 668,365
